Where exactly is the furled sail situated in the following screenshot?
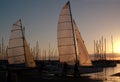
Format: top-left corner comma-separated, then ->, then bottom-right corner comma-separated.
8,19 -> 36,68
73,20 -> 92,66
57,1 -> 76,65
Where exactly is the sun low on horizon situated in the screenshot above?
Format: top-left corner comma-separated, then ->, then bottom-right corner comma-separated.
114,41 -> 120,54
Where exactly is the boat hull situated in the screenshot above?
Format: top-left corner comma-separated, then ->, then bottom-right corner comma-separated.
92,60 -> 116,67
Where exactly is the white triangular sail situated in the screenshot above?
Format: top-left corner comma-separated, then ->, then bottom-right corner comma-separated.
58,1 -> 92,66
8,19 -> 25,64
73,20 -> 92,66
57,1 -> 76,65
8,19 -> 36,68
24,38 -> 36,67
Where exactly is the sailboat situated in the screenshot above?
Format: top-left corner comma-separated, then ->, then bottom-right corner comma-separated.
7,19 -> 36,70
57,1 -> 93,76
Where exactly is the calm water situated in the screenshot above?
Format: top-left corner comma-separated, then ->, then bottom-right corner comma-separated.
82,64 -> 120,82
1,64 -> 120,82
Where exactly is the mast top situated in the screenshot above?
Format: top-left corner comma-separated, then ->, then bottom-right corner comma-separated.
19,19 -> 21,22
63,1 -> 70,9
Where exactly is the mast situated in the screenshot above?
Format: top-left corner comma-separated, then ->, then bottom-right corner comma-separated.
48,43 -> 50,61
35,41 -> 39,60
2,37 -> 4,59
94,40 -> 96,60
68,1 -> 81,77
44,49 -> 46,62
21,21 -> 26,66
101,36 -> 103,59
0,43 -> 1,54
68,1 -> 78,65
104,38 -> 106,60
111,35 -> 114,60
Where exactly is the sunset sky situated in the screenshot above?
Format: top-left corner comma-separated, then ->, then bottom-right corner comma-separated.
0,0 -> 120,54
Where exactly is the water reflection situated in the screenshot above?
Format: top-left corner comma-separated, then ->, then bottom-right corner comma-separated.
82,64 -> 120,82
